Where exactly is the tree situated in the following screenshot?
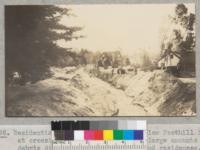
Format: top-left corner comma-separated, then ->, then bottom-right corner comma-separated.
5,6 -> 81,84
142,53 -> 152,68
125,58 -> 131,66
160,4 -> 195,57
111,51 -> 122,68
172,4 -> 195,52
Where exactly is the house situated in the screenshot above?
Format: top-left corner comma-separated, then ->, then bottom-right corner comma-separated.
158,51 -> 181,69
157,50 -> 195,77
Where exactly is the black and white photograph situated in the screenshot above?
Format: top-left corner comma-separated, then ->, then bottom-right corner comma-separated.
5,4 -> 196,116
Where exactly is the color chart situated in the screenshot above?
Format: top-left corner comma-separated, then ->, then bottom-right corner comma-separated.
51,120 -> 147,150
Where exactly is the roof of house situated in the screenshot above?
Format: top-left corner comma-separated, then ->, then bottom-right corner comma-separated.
158,50 -> 181,62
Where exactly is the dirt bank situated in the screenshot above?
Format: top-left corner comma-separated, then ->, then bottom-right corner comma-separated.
6,67 -> 148,116
6,67 -> 195,116
88,67 -> 196,116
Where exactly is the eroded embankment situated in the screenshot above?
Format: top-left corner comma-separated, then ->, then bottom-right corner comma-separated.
6,67 -> 148,116
87,67 -> 196,116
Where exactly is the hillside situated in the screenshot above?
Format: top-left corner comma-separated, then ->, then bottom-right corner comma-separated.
6,66 -> 196,116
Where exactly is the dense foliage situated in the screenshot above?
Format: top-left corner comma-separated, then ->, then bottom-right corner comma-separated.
160,4 -> 195,56
5,6 -> 81,84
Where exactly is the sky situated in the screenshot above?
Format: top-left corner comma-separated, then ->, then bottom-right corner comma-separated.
57,4 -> 195,57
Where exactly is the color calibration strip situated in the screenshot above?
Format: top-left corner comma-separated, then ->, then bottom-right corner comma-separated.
51,120 -> 145,141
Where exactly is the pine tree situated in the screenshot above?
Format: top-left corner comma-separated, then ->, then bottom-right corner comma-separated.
5,5 -> 81,84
